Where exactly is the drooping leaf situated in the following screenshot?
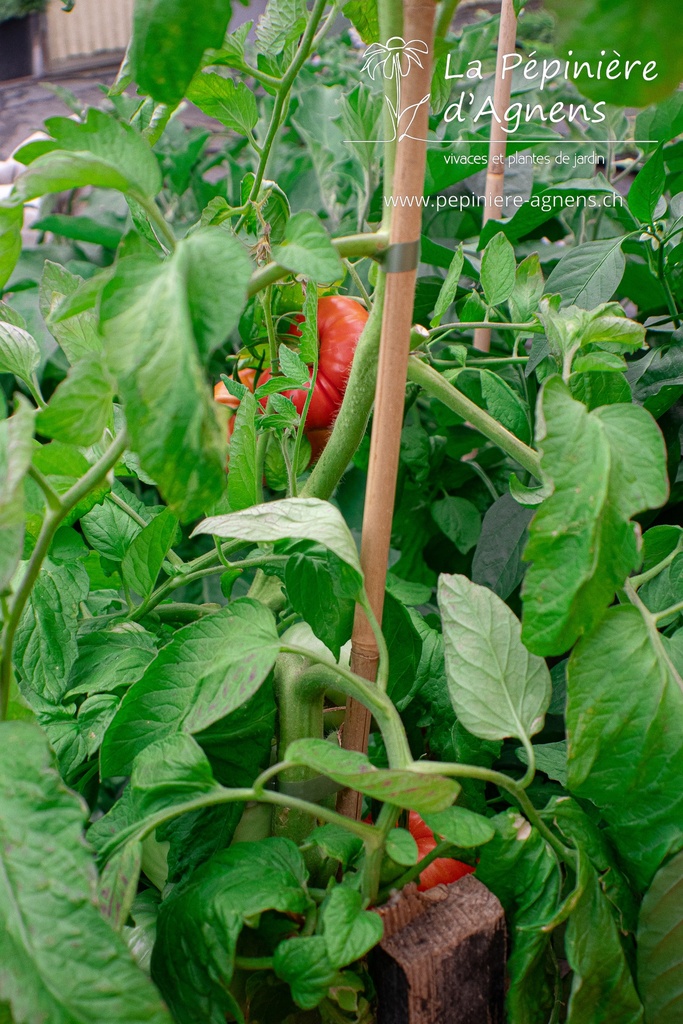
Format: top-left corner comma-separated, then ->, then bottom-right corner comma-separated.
422,805 -> 496,848
628,145 -> 666,224
0,203 -> 23,290
39,261 -> 103,364
65,625 -> 158,698
284,545 -> 362,658
565,855 -> 644,1024
195,498 -> 362,574
227,390 -> 258,512
431,496 -> 481,553
285,739 -> 459,814
544,238 -> 626,309
152,838 -> 311,1024
475,809 -> 561,1024
273,936 -> 338,1011
101,601 -> 280,775
131,0 -> 234,105
430,244 -> 464,327
637,849 -> 683,1024
522,378 -> 668,656
567,605 -> 683,889
439,573 -> 551,744
100,228 -> 251,520
13,109 -> 162,201
0,721 -> 173,1024
471,492 -> 533,600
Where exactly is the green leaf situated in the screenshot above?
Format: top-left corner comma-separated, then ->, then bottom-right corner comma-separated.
545,238 -> 626,309
131,0 -> 234,105
151,838 -> 311,1023
342,0 -> 379,42
13,110 -> 161,201
271,212 -> 344,284
438,573 -> 551,744
475,809 -> 561,1024
101,600 -> 280,775
422,806 -> 496,848
0,322 -> 40,387
471,493 -> 533,601
385,828 -> 419,865
480,232 -> 516,307
629,145 -> 666,224
522,378 -> 668,656
80,489 -> 152,563
321,886 -> 383,969
284,546 -> 361,659
36,352 -> 115,445
565,855 -> 644,1024
98,840 -> 143,931
256,0 -> 307,60
100,229 -> 251,520
301,824 -> 363,870
39,261 -> 103,364
195,497 -> 362,575
0,397 -> 35,591
430,496 -> 481,554
188,71 -> 258,134
32,213 -> 123,249
273,936 -> 337,1011
14,563 -> 90,704
508,253 -> 544,323
637,849 -> 683,1023
0,721 -> 173,1024
121,507 -> 178,599
279,343 -> 310,385
66,626 -> 158,698
569,370 -> 633,410
567,605 -> 683,889
517,741 -> 567,786
448,367 -> 531,444
285,739 -> 460,814
228,390 -> 259,512
0,203 -> 22,290
430,244 -> 464,327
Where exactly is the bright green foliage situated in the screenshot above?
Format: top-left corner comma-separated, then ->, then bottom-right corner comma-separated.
638,850 -> 683,1023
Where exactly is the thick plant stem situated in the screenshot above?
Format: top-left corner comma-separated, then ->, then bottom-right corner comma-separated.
435,0 -> 460,38
271,649 -> 326,844
473,0 -> 518,352
0,431 -> 128,720
340,0 -> 437,821
407,356 -> 542,478
301,275 -> 387,500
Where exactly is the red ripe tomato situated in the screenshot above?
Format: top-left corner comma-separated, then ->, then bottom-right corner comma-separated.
408,812 -> 475,892
214,296 -> 368,461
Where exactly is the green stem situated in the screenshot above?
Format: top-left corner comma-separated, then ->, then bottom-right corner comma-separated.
280,643 -> 413,769
429,321 -> 543,338
657,240 -> 682,329
435,0 -> 460,38
136,194 -> 176,252
290,343 -> 318,500
27,373 -> 47,410
630,542 -> 683,589
407,357 -> 542,478
263,286 -> 279,376
378,839 -> 454,899
653,598 -> 683,623
0,431 -> 128,721
237,0 -> 328,227
302,274 -> 387,500
234,957 -> 274,972
109,490 -> 184,567
378,0 -> 402,228
27,465 -> 62,511
361,801 -> 399,904
359,590 -> 389,693
247,231 -> 388,298
413,760 -> 577,868
343,259 -> 372,309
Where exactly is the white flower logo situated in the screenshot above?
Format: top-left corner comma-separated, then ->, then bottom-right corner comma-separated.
356,37 -> 431,143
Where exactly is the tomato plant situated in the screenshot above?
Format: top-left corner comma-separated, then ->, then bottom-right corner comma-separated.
0,1 -> 682,1023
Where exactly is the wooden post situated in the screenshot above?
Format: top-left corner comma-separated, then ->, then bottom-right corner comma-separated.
338,0 -> 438,820
473,0 -> 518,353
372,877 -> 507,1023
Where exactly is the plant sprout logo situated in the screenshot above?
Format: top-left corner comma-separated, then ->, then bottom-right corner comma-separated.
359,37 -> 430,143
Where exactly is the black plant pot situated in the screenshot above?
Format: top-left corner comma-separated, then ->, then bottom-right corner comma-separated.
0,15 -> 33,81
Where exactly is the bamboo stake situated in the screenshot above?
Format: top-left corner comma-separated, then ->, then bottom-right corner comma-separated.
338,0 -> 438,820
473,0 -> 518,353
